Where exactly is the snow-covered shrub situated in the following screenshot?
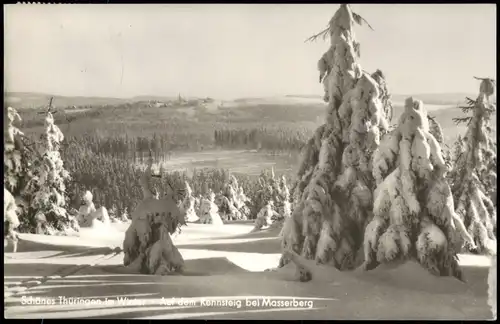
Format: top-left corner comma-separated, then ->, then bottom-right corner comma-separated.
199,190 -> 223,225
255,169 -> 290,220
109,205 -> 117,218
4,188 -> 20,229
272,174 -> 292,222
120,207 -> 130,223
280,176 -> 292,219
23,110 -> 76,234
216,175 -> 250,221
361,97 -> 467,280
252,200 -> 280,232
254,170 -> 276,215
77,190 -> 110,228
449,78 -> 497,255
4,187 -> 20,252
78,190 -> 96,227
180,181 -> 199,223
280,4 -> 392,271
109,205 -> 122,223
122,156 -> 185,275
194,195 -> 203,217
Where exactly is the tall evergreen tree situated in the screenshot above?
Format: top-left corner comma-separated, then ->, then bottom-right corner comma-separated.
449,77 -> 497,254
24,105 -> 74,234
280,4 -> 392,271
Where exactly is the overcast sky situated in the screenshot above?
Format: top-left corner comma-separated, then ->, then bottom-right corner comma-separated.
4,4 -> 496,99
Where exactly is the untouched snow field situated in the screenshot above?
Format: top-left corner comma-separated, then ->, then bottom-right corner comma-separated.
4,222 -> 494,320
141,150 -> 298,176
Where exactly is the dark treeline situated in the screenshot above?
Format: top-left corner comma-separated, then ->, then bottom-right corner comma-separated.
64,134 -> 180,161
55,127 -> 310,161
17,102 -> 315,156
214,126 -> 309,152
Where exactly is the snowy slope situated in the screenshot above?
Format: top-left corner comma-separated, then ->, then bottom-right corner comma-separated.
4,223 -> 494,320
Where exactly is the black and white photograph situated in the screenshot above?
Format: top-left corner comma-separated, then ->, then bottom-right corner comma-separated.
3,3 -> 497,320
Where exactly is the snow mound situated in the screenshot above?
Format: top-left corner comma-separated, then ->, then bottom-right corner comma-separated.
16,222 -> 126,252
354,260 -> 482,295
5,220 -> 492,320
78,222 -> 125,242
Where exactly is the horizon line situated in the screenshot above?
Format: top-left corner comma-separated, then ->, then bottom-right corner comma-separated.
4,90 -> 485,101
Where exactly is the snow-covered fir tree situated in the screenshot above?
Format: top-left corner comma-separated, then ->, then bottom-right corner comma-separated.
251,170 -> 292,234
216,175 -> 250,221
109,204 -> 120,223
123,153 -> 185,275
4,187 -> 20,252
4,107 -> 25,193
254,169 -> 276,213
180,181 -> 199,223
121,207 -> 130,222
199,190 -> 224,225
280,176 -> 292,219
361,97 -> 469,280
4,107 -> 33,223
194,195 -> 203,218
78,190 -> 97,227
280,4 -> 393,271
252,200 -> 280,232
24,108 -> 76,234
254,168 -> 290,222
269,171 -> 291,221
449,77 -> 497,255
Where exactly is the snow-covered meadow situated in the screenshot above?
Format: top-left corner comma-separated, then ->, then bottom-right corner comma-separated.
4,222 -> 494,320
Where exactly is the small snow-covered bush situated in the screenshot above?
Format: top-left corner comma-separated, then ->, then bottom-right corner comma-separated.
180,181 -> 199,223
252,200 -> 280,232
4,187 -> 20,252
199,190 -> 223,225
77,190 -> 110,228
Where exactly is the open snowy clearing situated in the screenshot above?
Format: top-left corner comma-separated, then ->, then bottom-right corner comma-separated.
139,150 -> 297,176
4,222 -> 493,320
222,96 -> 325,108
392,101 -> 455,112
